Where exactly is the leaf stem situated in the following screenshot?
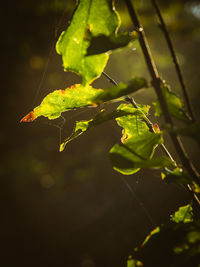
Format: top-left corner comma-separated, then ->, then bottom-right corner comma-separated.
151,0 -> 195,122
124,0 -> 200,188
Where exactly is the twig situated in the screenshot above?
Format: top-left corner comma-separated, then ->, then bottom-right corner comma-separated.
151,0 -> 195,122
124,0 -> 200,189
102,71 -> 118,86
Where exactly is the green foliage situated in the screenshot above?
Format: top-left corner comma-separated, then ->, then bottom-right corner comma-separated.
153,83 -> 190,122
56,0 -> 121,85
134,205 -> 200,267
171,204 -> 193,223
20,1 -> 200,266
110,139 -> 175,175
110,104 -> 175,174
20,78 -> 147,122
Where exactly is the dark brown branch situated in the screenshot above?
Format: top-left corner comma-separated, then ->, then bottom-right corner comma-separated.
102,71 -> 118,86
151,0 -> 195,122
124,0 -> 200,187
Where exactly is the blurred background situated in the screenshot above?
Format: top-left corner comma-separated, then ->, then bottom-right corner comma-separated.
1,0 -> 200,266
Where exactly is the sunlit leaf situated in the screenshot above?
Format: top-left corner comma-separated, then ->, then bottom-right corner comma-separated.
87,31 -> 137,55
110,103 -> 176,174
171,204 -> 193,224
115,103 -> 151,143
60,106 -> 145,152
141,226 -> 160,247
153,83 -> 190,122
56,0 -> 120,85
20,78 -> 147,122
109,103 -> 174,174
110,143 -> 175,175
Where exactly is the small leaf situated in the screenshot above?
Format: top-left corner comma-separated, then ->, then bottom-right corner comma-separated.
115,104 -> 150,140
153,83 -> 190,122
87,31 -> 137,55
56,0 -> 120,85
161,167 -> 191,185
141,226 -> 160,247
20,78 -> 147,122
171,204 -> 193,224
162,168 -> 200,193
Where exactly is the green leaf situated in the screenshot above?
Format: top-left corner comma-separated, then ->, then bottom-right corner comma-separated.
110,105 -> 174,175
171,204 -> 193,224
56,0 -> 120,85
141,226 -> 160,247
20,78 -> 147,122
109,104 -> 174,175
153,83 -> 190,122
60,106 -> 145,152
109,103 -> 176,174
110,141 -> 175,175
87,31 -> 137,55
161,167 -> 191,185
115,103 -> 150,141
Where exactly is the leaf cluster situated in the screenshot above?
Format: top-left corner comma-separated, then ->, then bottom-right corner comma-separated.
20,1 -> 200,266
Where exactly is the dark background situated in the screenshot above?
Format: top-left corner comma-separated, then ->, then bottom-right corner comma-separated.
1,0 -> 200,266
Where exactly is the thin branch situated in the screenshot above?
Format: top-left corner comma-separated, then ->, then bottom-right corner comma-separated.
102,71 -> 118,86
151,0 -> 195,122
124,0 -> 200,187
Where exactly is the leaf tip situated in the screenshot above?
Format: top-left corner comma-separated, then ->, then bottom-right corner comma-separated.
59,143 -> 65,152
20,111 -> 35,123
153,123 -> 160,133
